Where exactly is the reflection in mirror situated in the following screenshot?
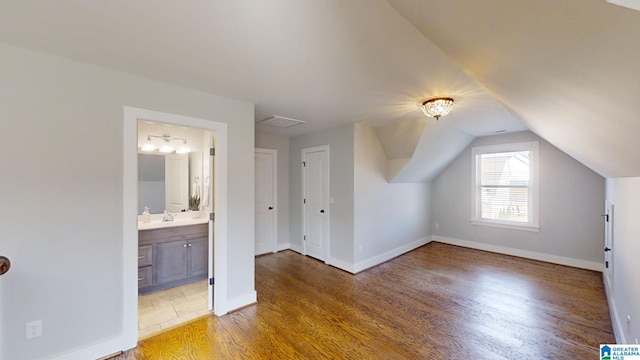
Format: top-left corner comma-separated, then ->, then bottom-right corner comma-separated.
137,120 -> 209,215
138,154 -> 165,214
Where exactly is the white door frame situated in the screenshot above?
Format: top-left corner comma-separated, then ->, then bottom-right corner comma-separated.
604,200 -> 614,292
301,145 -> 330,262
255,148 -> 278,255
122,107 -> 228,350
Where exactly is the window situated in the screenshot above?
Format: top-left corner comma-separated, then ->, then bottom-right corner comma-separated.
471,141 -> 539,231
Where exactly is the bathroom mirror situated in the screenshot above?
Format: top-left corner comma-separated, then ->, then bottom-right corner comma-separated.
138,153 -> 201,214
138,153 -> 166,214
137,121 -> 207,215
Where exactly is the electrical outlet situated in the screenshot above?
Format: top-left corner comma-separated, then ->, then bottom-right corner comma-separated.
25,320 -> 42,339
434,223 -> 440,230
359,245 -> 363,253
635,338 -> 638,344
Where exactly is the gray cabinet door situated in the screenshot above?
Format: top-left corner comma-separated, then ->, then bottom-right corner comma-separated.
188,237 -> 208,277
157,240 -> 188,284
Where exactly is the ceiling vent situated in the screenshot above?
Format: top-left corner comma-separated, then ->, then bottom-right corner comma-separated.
257,115 -> 305,128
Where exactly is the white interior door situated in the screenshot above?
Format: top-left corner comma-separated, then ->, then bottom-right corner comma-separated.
165,153 -> 189,213
604,200 -> 614,291
255,149 -> 277,255
302,146 -> 329,261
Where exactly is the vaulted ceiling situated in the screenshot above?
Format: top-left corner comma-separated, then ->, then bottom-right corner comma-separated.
1,0 -> 638,178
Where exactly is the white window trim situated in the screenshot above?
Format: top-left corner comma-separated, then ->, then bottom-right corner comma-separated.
470,141 -> 540,232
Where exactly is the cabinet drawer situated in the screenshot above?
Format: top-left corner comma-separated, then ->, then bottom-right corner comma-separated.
138,245 -> 153,267
138,266 -> 153,289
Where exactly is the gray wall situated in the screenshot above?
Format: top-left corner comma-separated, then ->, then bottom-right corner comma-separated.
606,177 -> 640,343
0,43 -> 255,359
290,124 -> 355,264
354,124 -> 431,264
255,133 -> 290,248
432,131 -> 605,263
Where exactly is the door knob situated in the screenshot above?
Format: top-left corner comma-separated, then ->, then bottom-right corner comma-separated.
268,207 -> 273,210
320,209 -> 325,213
0,256 -> 10,276
604,247 -> 611,252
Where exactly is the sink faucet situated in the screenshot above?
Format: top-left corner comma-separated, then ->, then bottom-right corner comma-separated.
162,210 -> 174,222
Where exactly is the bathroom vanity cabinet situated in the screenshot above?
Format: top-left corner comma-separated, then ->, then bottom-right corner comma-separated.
138,223 -> 208,294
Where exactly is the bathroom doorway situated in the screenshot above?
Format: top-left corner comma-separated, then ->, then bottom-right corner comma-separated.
123,107 -> 228,348
136,121 -> 214,339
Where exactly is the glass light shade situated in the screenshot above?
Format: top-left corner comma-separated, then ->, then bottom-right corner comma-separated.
159,145 -> 174,153
422,97 -> 454,120
141,142 -> 156,152
175,146 -> 190,154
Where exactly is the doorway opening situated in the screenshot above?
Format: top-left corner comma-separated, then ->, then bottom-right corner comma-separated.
122,107 -> 228,349
136,120 -> 213,339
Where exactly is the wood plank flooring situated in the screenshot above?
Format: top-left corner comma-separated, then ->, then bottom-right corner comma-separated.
117,242 -> 614,359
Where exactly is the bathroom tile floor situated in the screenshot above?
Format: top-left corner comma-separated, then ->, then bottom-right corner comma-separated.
138,280 -> 210,339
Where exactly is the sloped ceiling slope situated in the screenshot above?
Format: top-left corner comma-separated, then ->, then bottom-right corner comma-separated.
374,118 -> 475,182
388,0 -> 640,178
0,0 -> 523,141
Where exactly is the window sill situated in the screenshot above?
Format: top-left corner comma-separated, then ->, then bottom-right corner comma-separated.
470,219 -> 540,232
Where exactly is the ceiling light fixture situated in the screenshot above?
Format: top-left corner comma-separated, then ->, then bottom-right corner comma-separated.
422,97 -> 454,120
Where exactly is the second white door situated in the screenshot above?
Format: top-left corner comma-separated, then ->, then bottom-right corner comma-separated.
302,145 -> 329,261
255,149 -> 277,255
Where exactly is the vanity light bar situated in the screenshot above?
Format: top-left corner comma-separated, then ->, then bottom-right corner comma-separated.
140,134 -> 190,154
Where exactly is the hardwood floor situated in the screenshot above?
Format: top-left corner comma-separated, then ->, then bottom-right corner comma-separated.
117,242 -> 614,359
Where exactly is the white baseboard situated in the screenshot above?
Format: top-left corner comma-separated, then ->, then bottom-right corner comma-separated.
433,236 -> 603,271
277,242 -> 302,254
276,242 -> 290,252
223,291 -> 257,314
278,238 -> 432,275
49,336 -> 123,360
328,256 -> 355,273
352,237 -> 432,274
604,273 -> 624,344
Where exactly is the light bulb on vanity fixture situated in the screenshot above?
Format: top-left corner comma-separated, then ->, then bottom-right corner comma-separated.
159,144 -> 175,153
140,135 -> 157,152
175,140 -> 190,154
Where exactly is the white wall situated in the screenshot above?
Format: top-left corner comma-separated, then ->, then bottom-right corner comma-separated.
432,131 -> 605,269
0,43 -> 255,360
605,177 -> 640,344
289,124 -> 355,264
353,124 -> 431,270
255,133 -> 290,249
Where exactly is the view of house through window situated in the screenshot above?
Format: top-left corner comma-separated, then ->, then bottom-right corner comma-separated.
472,141 -> 539,231
480,150 -> 530,222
